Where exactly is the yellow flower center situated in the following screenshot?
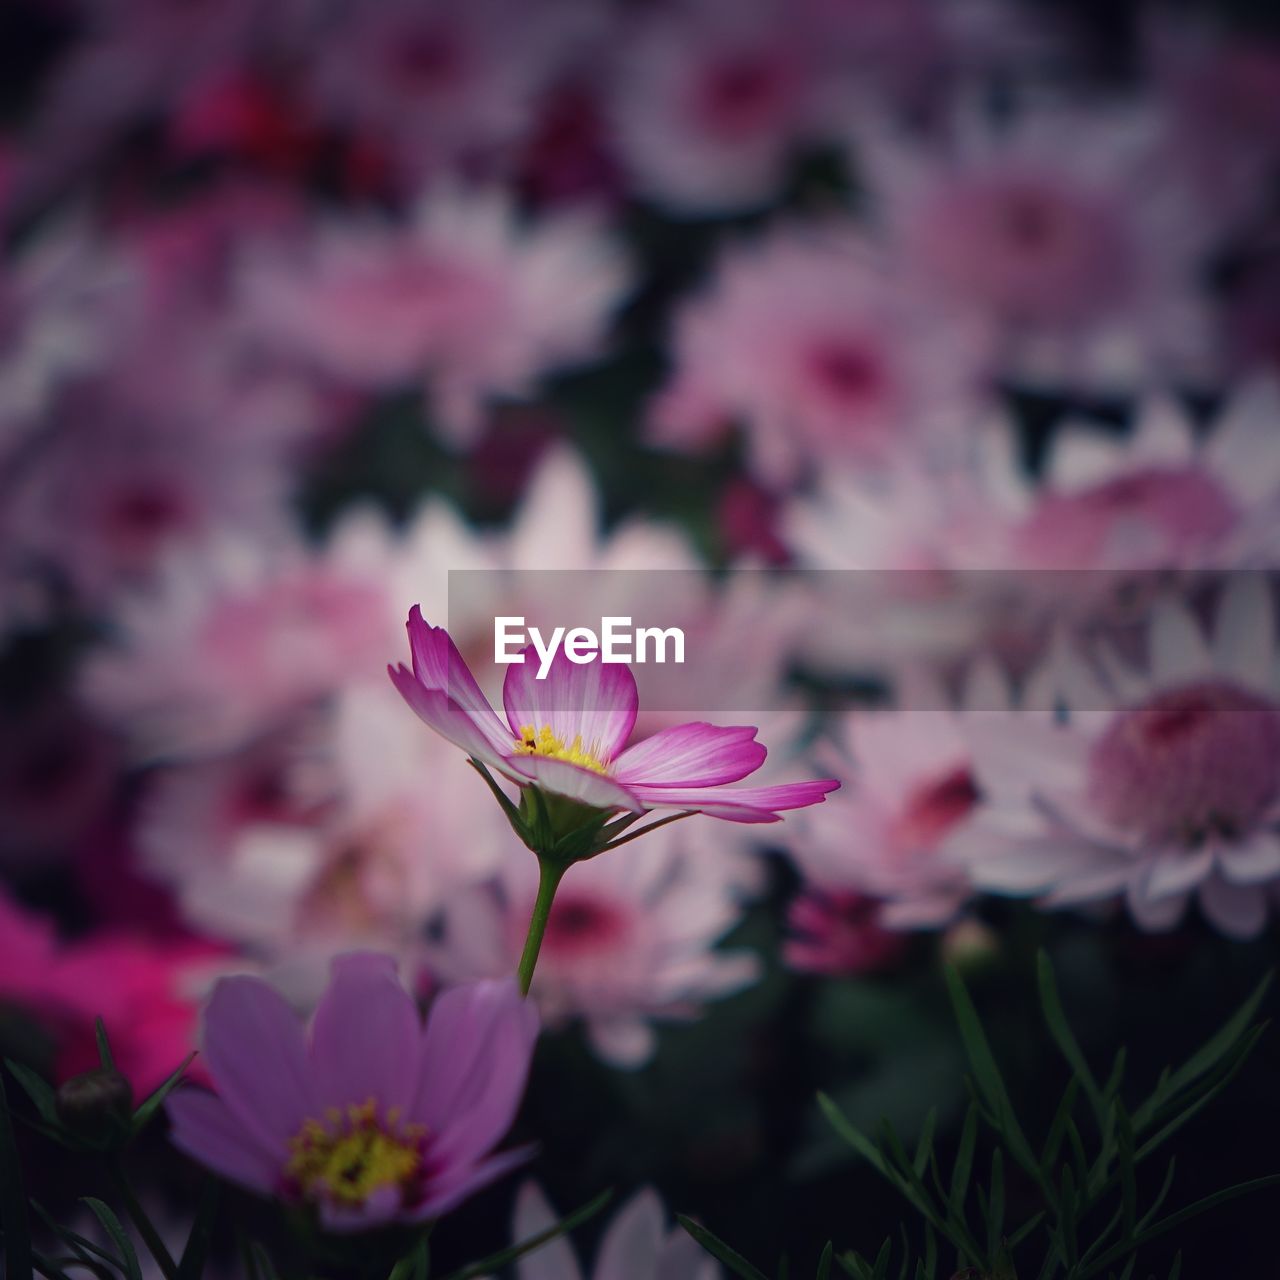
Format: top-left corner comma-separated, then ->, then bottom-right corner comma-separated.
285,1100 -> 426,1208
512,724 -> 608,774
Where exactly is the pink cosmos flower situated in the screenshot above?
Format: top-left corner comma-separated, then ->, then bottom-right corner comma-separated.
0,218 -> 122,465
84,533 -> 396,760
784,890 -> 909,978
17,0 -> 268,213
650,221 -> 987,486
609,0 -> 825,215
779,454 -> 1015,678
510,1182 -> 719,1280
789,695 -> 989,936
427,824 -> 760,1067
10,377 -> 293,609
983,385 -> 1280,574
855,97 -> 1218,393
138,684 -> 513,989
166,954 -> 538,1231
236,185 -> 631,446
794,0 -> 947,107
390,609 -> 838,824
303,0 -> 586,191
0,890 -> 220,1095
950,577 -> 1280,939
1144,12 -> 1280,220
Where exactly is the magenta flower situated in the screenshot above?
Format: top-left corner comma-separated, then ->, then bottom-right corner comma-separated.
166,954 -> 539,1232
389,607 -> 838,827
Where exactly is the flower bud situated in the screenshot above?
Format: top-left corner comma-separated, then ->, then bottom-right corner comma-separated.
941,918 -> 1000,971
56,1067 -> 133,1143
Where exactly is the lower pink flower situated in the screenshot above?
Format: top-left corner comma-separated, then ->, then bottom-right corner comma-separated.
166,954 -> 539,1231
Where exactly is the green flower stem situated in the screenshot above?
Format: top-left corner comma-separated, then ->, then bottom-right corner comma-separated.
110,1162 -> 179,1280
516,858 -> 568,997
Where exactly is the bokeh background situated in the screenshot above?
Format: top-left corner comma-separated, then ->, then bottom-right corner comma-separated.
2,0 -> 1280,1273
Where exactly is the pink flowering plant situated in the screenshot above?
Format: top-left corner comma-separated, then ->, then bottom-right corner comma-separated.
390,606 -> 837,992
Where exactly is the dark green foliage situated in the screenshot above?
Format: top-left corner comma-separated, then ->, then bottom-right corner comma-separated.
684,954 -> 1277,1280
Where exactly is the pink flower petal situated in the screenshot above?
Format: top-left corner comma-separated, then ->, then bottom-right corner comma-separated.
594,1188 -> 665,1280
1142,849 -> 1214,900
502,648 -> 637,762
397,608 -> 512,754
510,1183 -> 582,1280
1220,833 -> 1280,885
389,663 -> 510,767
415,1144 -> 537,1219
626,777 -> 839,822
200,975 -> 316,1153
414,979 -> 539,1169
308,953 -> 422,1113
1125,881 -> 1188,932
1199,875 -> 1268,939
612,722 -> 766,787
166,1087 -> 281,1193
505,755 -> 645,813
316,1184 -> 405,1234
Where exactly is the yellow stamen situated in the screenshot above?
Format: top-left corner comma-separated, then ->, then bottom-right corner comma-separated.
512,724 -> 608,774
285,1099 -> 425,1208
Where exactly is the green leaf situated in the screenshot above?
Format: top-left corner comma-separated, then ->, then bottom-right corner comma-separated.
950,1105 -> 978,1218
1006,1211 -> 1045,1251
985,1148 -> 1005,1259
914,1108 -> 938,1179
388,1234 -> 431,1280
1037,953 -> 1103,1122
80,1200 -> 142,1280
991,1241 -> 1017,1280
440,1189 -> 613,1280
1040,1078 -> 1079,1175
1063,1117 -> 1089,1189
248,1241 -> 281,1280
677,1216 -> 770,1280
1058,1164 -> 1078,1269
176,1179 -> 219,1280
1167,1251 -> 1182,1280
1102,1049 -> 1127,1103
945,968 -> 1038,1181
1117,1106 -> 1136,1239
1,1073 -> 34,1280
1080,1174 -> 1280,1278
131,1055 -> 197,1138
870,1238 -> 892,1280
94,1022 -> 117,1072
1133,974 -> 1271,1128
818,1094 -> 889,1175
817,1241 -> 834,1280
837,1252 -> 873,1280
4,1062 -> 59,1127
32,1201 -> 125,1274
31,1246 -> 85,1280
1135,1159 -> 1177,1233
1134,1025 -> 1265,1163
